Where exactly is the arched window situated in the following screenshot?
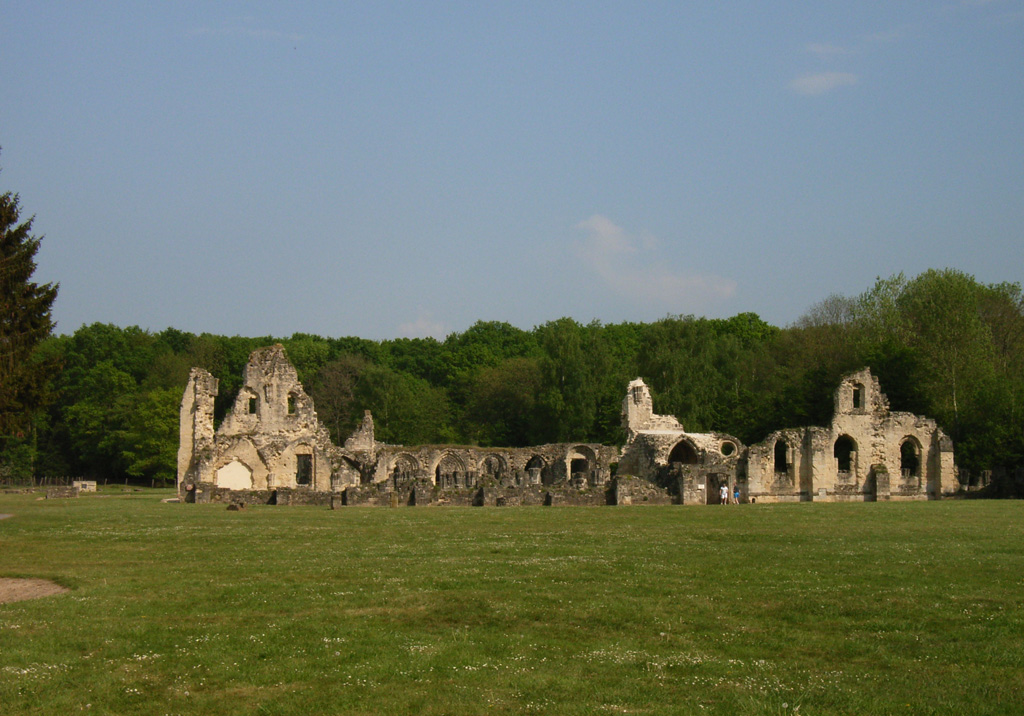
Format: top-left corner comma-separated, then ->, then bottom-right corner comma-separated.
900,440 -> 920,478
774,440 -> 788,474
834,436 -> 856,474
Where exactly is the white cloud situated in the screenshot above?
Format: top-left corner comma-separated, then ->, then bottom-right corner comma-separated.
573,216 -> 736,308
396,310 -> 448,340
788,72 -> 859,96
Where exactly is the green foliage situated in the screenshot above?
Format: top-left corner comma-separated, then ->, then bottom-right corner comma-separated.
0,162 -> 59,476
354,364 -> 454,445
306,353 -> 370,444
465,357 -> 544,446
19,268 -> 1024,483
120,387 -> 181,484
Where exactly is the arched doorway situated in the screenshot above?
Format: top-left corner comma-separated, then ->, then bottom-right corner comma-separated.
834,435 -> 856,481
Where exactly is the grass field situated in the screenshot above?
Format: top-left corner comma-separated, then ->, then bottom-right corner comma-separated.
0,490 -> 1022,715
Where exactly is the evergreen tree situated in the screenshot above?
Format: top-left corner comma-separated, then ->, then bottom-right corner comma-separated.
0,158 -> 59,477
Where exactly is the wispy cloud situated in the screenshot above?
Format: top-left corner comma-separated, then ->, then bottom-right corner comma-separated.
574,216 -> 736,308
789,71 -> 859,96
397,310 -> 448,340
189,17 -> 303,43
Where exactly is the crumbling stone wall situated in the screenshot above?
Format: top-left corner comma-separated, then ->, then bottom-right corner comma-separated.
616,369 -> 955,503
179,350 -> 956,508
177,368 -> 218,489
178,347 -> 619,506
742,369 -> 955,502
617,378 -> 745,504
370,443 -> 617,491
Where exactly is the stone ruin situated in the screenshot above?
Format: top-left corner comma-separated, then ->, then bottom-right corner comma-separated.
178,345 -> 957,507
177,345 -> 621,507
619,371 -> 957,503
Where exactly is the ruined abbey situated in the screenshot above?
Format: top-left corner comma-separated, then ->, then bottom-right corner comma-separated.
177,345 -> 958,506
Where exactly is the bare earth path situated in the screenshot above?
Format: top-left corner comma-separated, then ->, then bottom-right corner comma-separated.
0,514 -> 69,602
0,578 -> 68,603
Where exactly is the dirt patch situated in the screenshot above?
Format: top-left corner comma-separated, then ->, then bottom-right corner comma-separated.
0,514 -> 13,520
0,578 -> 69,604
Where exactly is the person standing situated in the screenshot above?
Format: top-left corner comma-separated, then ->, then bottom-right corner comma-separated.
719,483 -> 728,505
733,485 -> 741,504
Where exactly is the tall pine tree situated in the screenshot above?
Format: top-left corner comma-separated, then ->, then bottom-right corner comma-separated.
0,155 -> 59,478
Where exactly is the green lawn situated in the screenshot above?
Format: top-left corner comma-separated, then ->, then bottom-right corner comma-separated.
1,490 -> 1022,715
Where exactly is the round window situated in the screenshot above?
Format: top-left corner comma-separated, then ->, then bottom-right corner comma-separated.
721,442 -> 736,457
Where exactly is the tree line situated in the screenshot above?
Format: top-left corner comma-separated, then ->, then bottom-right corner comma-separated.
1,268 -> 1021,486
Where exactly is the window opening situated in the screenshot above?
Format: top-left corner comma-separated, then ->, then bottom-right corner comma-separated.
834,436 -> 855,474
287,393 -> 297,414
774,440 -> 788,474
296,454 -> 313,486
900,441 -> 920,478
247,397 -> 257,415
852,386 -> 863,409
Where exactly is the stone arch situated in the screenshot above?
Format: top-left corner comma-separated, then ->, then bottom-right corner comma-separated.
668,439 -> 700,465
479,454 -> 507,480
566,446 -> 597,486
216,457 -> 254,490
900,437 -> 922,480
834,435 -> 857,476
215,438 -> 268,488
390,453 -> 420,489
435,451 -> 471,488
391,453 -> 419,476
774,439 -> 789,474
525,455 -> 546,486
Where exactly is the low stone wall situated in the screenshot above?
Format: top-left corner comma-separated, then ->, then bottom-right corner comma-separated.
45,486 -> 79,499
196,477 -> 686,508
196,485 -> 275,505
338,482 -> 614,507
612,476 -> 674,506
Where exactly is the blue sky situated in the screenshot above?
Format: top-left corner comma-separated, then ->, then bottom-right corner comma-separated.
2,1 -> 1022,339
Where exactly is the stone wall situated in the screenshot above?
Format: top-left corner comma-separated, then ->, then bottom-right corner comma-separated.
178,349 -> 957,508
617,369 -> 956,503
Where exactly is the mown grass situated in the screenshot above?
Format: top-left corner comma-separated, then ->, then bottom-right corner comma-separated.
1,490 -> 1022,715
